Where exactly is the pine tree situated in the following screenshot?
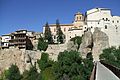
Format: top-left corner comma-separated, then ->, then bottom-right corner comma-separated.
44,22 -> 53,44
56,19 -> 64,43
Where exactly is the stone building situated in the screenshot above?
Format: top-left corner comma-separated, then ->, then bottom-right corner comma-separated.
9,30 -> 34,50
43,12 -> 86,43
86,8 -> 120,47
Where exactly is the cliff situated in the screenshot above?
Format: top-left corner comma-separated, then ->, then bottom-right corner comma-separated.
0,49 -> 41,74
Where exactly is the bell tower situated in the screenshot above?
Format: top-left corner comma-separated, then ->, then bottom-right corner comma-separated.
74,12 -> 84,22
73,12 -> 85,28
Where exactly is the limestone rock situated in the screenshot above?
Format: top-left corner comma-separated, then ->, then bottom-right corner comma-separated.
92,28 -> 109,61
79,29 -> 93,58
67,40 -> 78,51
0,49 -> 41,74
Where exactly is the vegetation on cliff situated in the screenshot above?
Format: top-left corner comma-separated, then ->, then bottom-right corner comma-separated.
0,50 -> 93,80
37,37 -> 48,51
100,46 -> 120,68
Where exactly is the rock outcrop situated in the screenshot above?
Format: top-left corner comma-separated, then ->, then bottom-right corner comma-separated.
92,28 -> 109,61
79,28 -> 109,60
79,29 -> 93,58
67,40 -> 78,51
0,49 -> 41,74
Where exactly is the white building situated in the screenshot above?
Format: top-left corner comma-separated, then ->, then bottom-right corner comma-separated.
43,12 -> 86,43
86,8 -> 120,47
1,34 -> 11,48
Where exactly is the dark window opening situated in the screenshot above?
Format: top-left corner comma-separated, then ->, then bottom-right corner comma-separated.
112,21 -> 114,23
105,25 -> 107,29
117,21 -> 119,23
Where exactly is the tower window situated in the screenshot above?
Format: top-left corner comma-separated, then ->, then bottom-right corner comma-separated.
105,25 -> 107,29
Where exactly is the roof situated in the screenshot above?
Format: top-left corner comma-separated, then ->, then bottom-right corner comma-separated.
48,24 -> 73,27
2,34 -> 11,36
87,8 -> 111,15
16,29 -> 27,32
74,12 -> 83,16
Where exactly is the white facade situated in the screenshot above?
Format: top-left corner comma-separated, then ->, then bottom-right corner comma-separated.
86,8 -> 120,47
43,12 -> 85,43
1,35 -> 11,48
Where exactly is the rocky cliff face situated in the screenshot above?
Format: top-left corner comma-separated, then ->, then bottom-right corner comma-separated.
92,28 -> 109,61
0,49 -> 41,74
79,28 -> 109,60
79,29 -> 93,58
67,40 -> 78,51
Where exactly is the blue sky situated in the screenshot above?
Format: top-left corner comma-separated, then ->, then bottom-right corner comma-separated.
0,0 -> 120,35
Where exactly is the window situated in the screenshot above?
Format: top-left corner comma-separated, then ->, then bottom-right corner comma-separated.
117,20 -> 119,23
75,34 -> 77,37
106,18 -> 108,21
102,18 -> 104,20
64,28 -> 66,32
70,36 -> 71,38
91,26 -> 93,28
80,17 -> 81,20
105,25 -> 107,29
112,21 -> 114,23
54,36 -> 56,39
54,28 -> 56,32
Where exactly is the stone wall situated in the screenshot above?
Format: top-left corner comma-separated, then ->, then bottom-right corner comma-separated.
45,44 -> 67,61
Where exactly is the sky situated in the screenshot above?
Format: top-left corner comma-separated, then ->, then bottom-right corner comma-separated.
0,0 -> 120,35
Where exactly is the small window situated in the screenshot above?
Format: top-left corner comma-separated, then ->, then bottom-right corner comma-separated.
102,18 -> 104,20
106,18 -> 108,21
54,36 -> 56,39
91,26 -> 93,28
80,17 -> 81,20
85,27 -> 86,29
64,28 -> 66,32
112,21 -> 114,23
75,34 -> 77,37
117,21 -> 119,23
70,36 -> 71,38
98,22 -> 99,24
54,28 -> 56,32
105,25 -> 107,29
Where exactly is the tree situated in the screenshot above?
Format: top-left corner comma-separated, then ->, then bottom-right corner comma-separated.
37,53 -> 55,80
100,47 -> 120,68
37,37 -> 48,51
56,19 -> 64,43
21,66 -> 40,80
70,36 -> 82,50
5,64 -> 22,80
44,22 -> 53,44
54,50 -> 84,80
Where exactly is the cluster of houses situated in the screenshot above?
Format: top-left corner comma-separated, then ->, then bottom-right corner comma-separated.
0,30 -> 42,50
0,8 -> 120,50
